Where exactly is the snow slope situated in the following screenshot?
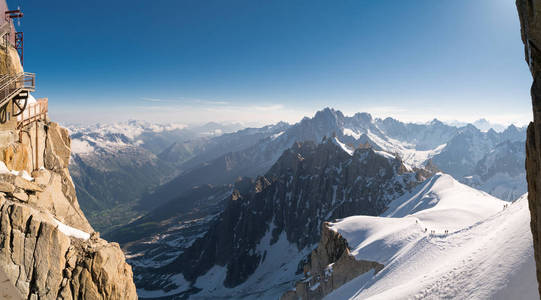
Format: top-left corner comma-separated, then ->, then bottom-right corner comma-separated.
362,129 -> 446,168
382,173 -> 505,231
190,231 -> 312,299
325,176 -> 535,300
150,225 -> 313,299
332,136 -> 355,156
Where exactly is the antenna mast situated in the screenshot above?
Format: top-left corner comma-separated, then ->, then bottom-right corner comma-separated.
5,8 -> 23,65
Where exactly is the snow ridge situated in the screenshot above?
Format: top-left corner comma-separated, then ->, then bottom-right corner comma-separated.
325,176 -> 535,300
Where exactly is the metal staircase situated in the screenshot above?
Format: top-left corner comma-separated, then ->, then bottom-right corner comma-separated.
0,72 -> 34,123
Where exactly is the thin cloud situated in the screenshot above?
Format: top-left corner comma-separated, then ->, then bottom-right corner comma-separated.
364,106 -> 409,114
140,97 -> 229,105
141,97 -> 162,102
140,97 -> 178,103
203,104 -> 285,113
251,104 -> 284,111
193,99 -> 229,105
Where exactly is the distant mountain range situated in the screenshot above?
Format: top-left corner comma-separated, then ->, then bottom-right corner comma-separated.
65,108 -> 529,298
67,120 -> 274,232
445,118 -> 513,132
68,110 -> 527,232
138,108 -> 526,212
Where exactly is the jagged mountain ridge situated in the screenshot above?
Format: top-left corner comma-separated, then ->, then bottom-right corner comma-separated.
68,110 -> 526,233
143,109 -> 445,207
461,140 -> 526,201
144,108 -> 527,212
432,124 -> 525,178
133,137 -> 426,299
178,121 -> 291,171
374,118 -> 457,150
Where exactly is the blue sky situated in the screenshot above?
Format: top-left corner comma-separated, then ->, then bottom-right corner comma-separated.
15,0 -> 531,125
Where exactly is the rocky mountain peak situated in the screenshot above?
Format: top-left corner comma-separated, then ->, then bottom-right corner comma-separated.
135,139 -> 424,297
461,123 -> 481,134
501,124 -> 525,141
429,118 -> 444,126
352,112 -> 373,123
273,121 -> 290,128
312,107 -> 345,127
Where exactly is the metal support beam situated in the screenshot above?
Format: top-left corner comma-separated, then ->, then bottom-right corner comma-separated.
5,10 -> 23,19
15,32 -> 22,65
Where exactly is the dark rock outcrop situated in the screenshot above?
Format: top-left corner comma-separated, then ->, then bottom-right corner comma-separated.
517,0 -> 541,296
281,223 -> 383,300
139,138 -> 425,295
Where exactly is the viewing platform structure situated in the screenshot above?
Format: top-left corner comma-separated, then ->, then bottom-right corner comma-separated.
0,72 -> 35,129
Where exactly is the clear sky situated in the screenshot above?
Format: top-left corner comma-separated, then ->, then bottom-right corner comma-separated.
14,0 -> 532,126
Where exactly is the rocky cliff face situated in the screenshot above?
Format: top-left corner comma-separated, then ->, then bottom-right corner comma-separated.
517,0 -> 541,296
0,43 -> 23,76
135,138 -> 425,298
0,119 -> 137,299
168,139 -> 418,286
281,223 -> 383,300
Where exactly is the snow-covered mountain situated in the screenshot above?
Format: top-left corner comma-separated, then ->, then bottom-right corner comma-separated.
68,109 -> 526,232
284,175 -> 535,299
445,118 -> 509,132
68,121 -> 197,231
461,140 -> 526,201
68,120 -> 245,161
431,124 -> 524,179
144,108 -> 526,211
127,137 -> 427,299
143,109 -> 445,207
472,118 -> 508,132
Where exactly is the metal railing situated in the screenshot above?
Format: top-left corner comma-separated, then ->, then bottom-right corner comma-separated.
0,72 -> 35,107
17,97 -> 47,129
0,74 -> 10,87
